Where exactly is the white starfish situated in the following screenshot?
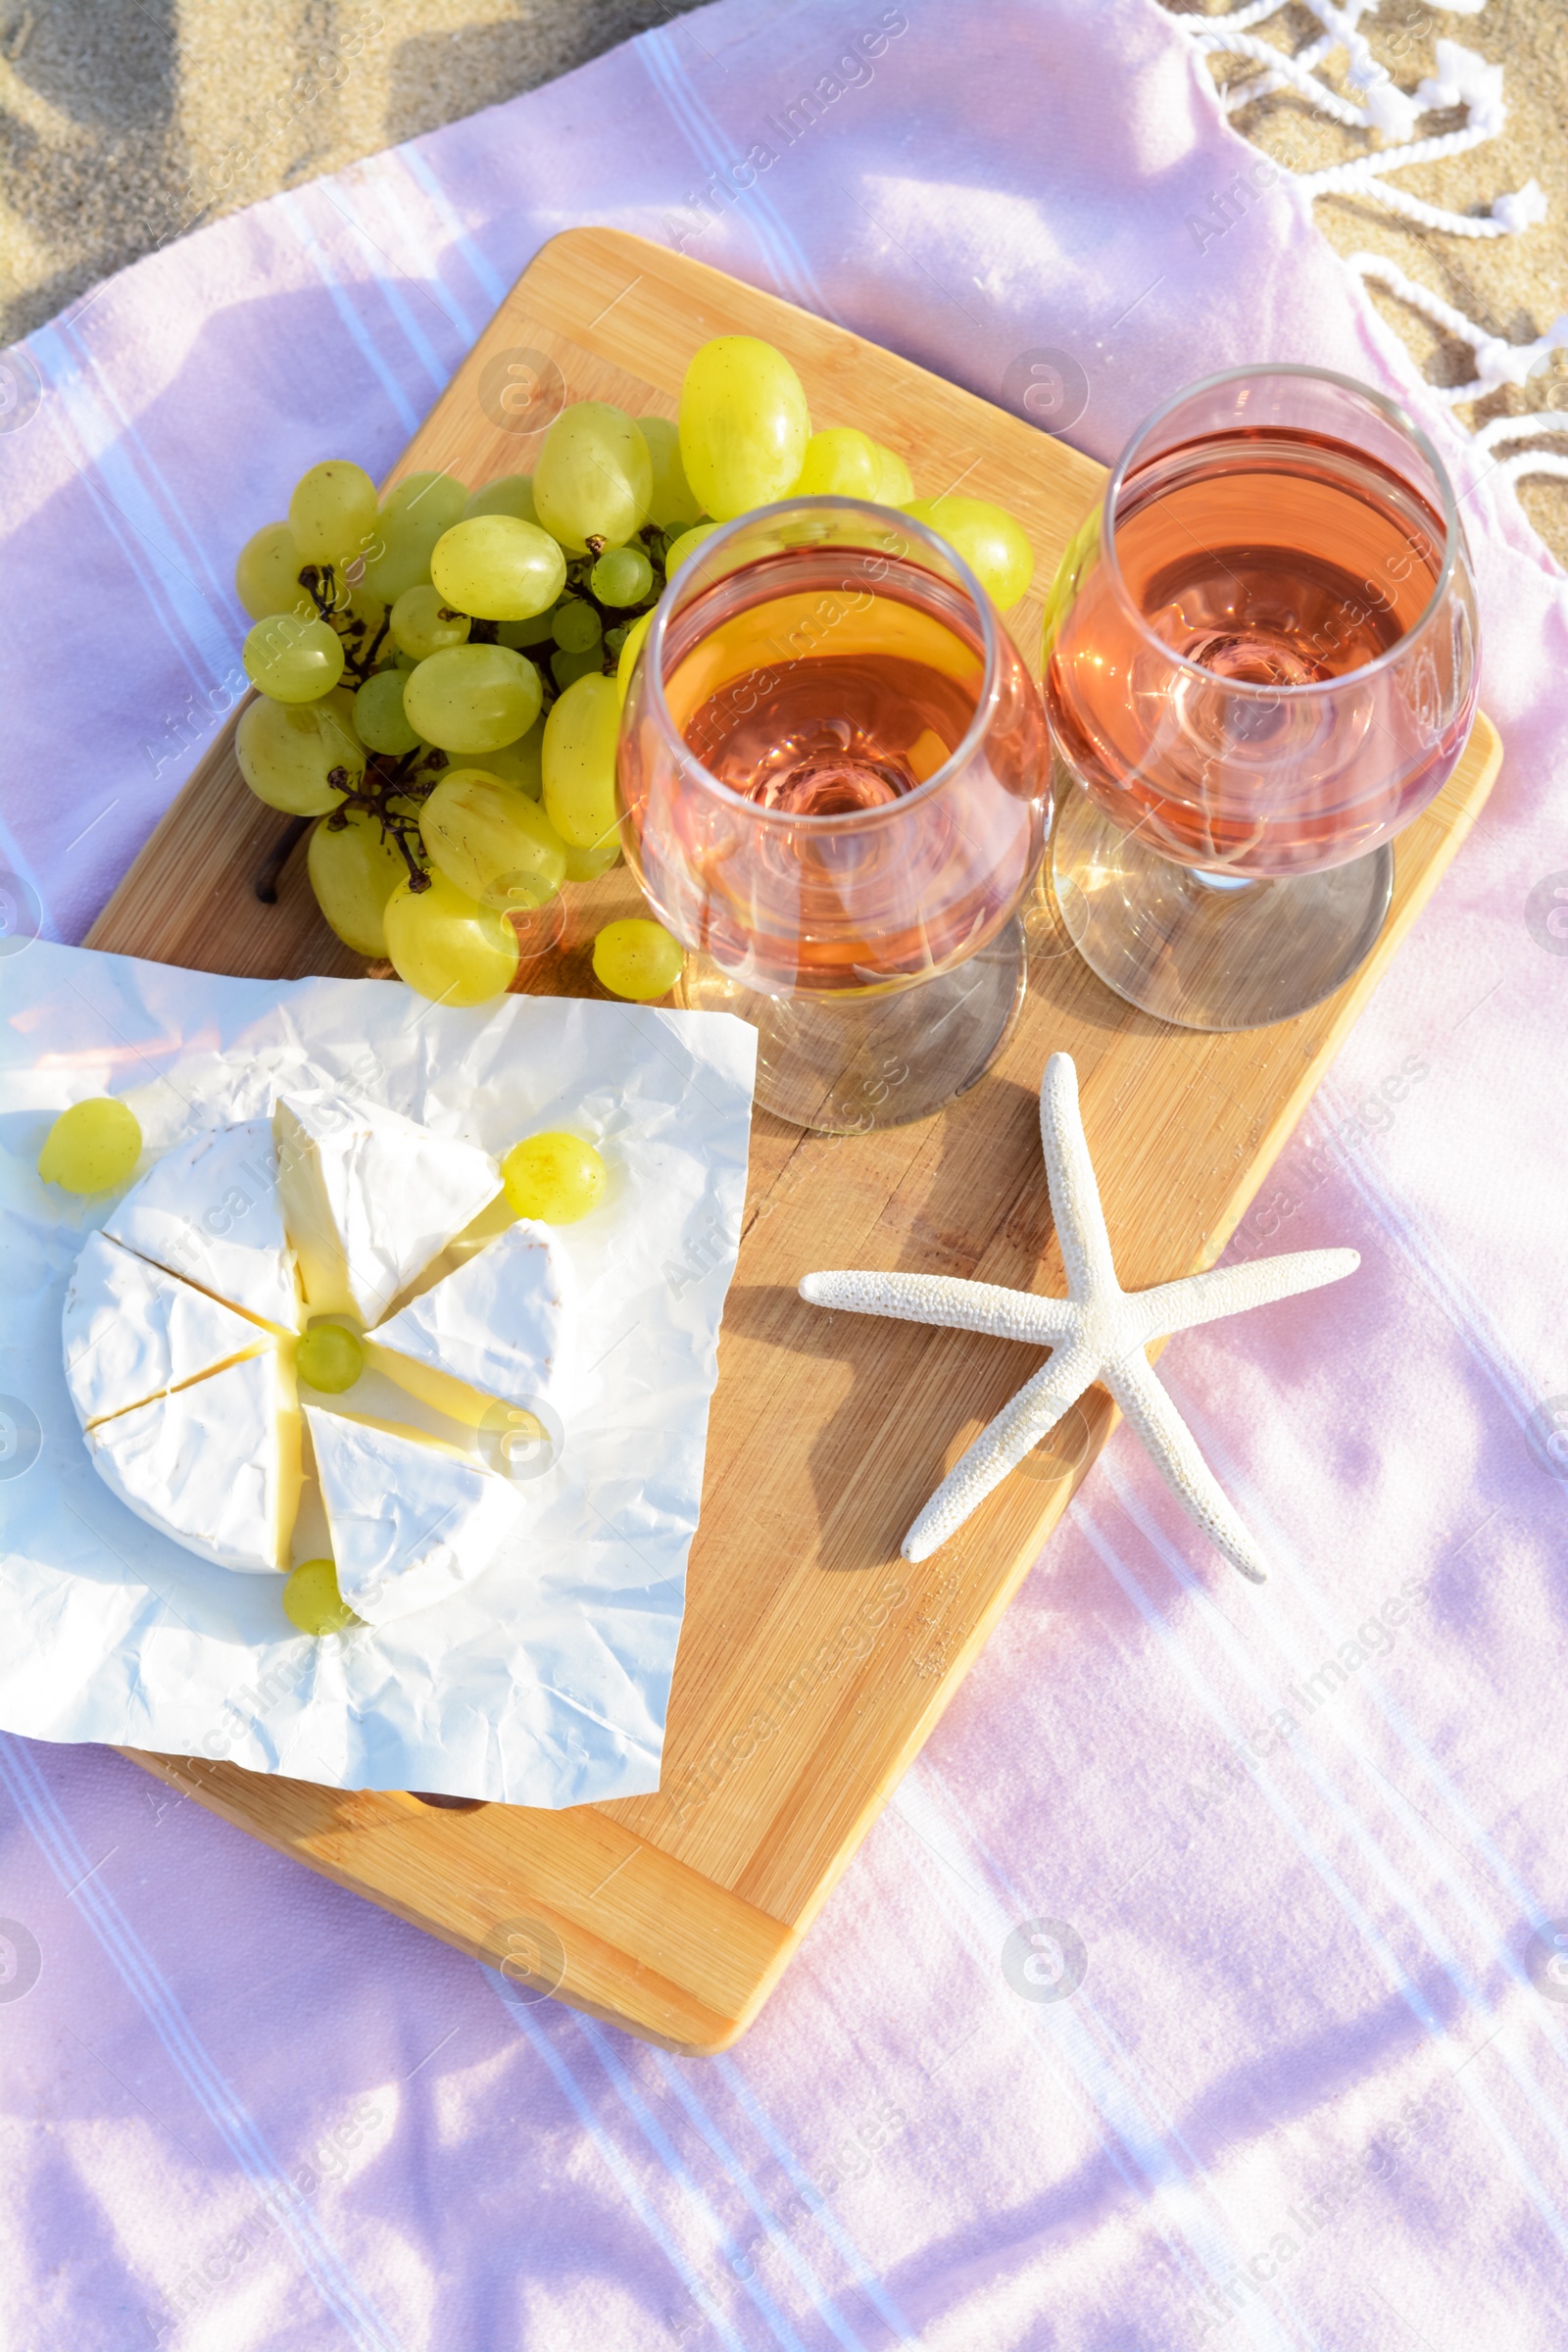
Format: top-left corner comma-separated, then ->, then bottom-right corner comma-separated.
800,1054 -> 1358,1582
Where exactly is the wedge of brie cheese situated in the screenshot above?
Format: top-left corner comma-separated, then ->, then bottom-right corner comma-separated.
273,1094 -> 500,1327
87,1348 -> 302,1575
63,1229 -> 271,1430
365,1219 -> 570,1428
305,1405 -> 523,1623
104,1120 -> 302,1334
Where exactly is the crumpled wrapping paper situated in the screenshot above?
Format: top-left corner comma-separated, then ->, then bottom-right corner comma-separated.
0,941 -> 756,1803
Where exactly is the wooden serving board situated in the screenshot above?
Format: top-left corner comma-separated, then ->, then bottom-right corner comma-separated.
89,229 -> 1501,2052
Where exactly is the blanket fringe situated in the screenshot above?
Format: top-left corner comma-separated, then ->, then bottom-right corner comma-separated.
1171,0 -> 1568,490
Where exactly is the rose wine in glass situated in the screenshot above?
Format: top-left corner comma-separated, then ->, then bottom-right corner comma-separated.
618,501 -> 1051,1130
1044,367 -> 1479,1030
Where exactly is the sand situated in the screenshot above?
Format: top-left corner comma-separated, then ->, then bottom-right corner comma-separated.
1195,0 -> 1568,560
0,0 -> 1562,557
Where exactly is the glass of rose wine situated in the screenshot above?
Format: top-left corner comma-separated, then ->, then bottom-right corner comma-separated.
1044,366 -> 1480,1030
617,499 -> 1052,1131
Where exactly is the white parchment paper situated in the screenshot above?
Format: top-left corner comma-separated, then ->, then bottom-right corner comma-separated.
0,943 -> 756,1803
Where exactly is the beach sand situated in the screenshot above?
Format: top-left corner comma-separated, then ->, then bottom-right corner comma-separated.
0,0 -> 1562,556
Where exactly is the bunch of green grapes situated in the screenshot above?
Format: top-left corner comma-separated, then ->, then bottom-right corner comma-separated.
229,343 -> 1033,1007
231,446 -> 684,1004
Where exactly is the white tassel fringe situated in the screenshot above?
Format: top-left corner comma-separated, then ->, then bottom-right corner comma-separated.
1173,0 -> 1568,495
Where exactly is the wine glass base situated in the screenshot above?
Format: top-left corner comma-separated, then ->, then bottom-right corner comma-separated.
676,919 -> 1028,1133
1050,793 -> 1394,1033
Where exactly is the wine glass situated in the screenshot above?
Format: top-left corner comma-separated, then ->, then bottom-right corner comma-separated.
617,499 -> 1052,1132
1043,366 -> 1480,1031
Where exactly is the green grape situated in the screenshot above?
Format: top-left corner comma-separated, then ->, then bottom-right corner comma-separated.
592,918 -> 683,1002
635,415 -> 703,530
363,517 -> 435,605
499,610 -> 558,650
543,671 -> 620,849
482,719 -> 545,799
551,647 -> 601,693
431,514 -> 565,621
308,808 -> 409,956
384,870 -> 520,1004
663,522 -> 718,578
465,473 -> 537,524
391,583 -> 470,661
402,643 -> 543,755
553,598 -> 603,653
563,836 -> 621,881
362,472 -> 468,603
235,520 -> 306,620
590,547 -> 654,607
242,612 -> 346,704
387,470 -> 469,523
323,681 -> 365,741
288,460 -> 379,563
501,1132 -> 607,1224
793,425 -> 883,501
615,607 -> 656,706
283,1557 -> 361,1637
533,402 -> 652,554
904,495 -> 1034,610
871,443 -> 914,506
678,336 -> 809,521
353,668 -> 420,757
419,769 -> 567,909
237,688 -> 363,813
296,1323 -> 365,1393
38,1098 -> 141,1194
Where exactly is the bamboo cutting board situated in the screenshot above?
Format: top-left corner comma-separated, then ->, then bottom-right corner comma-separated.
89,229 -> 1500,2052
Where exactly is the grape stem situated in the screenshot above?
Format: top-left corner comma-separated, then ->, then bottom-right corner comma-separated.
298,563 -> 392,685
298,562 -> 347,629
324,749 -> 449,892
389,824 -> 431,892
352,610 -> 392,680
253,815 -> 311,905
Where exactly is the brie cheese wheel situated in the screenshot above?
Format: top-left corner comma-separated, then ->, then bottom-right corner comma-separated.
104,1120 -> 302,1334
69,1092 -> 570,1610
366,1219 -> 570,1428
273,1094 -> 500,1327
305,1405 -> 523,1624
63,1230 -> 270,1430
87,1348 -> 302,1575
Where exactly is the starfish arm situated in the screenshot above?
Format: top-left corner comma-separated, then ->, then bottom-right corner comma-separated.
1102,1351 -> 1268,1584
1040,1055 -> 1119,1298
1128,1248 -> 1361,1348
902,1343 -> 1100,1561
799,1270 -> 1075,1344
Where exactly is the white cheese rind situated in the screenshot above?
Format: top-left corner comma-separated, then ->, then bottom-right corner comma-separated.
366,1219 -> 570,1427
305,1405 -> 523,1624
87,1349 -> 301,1575
273,1094 -> 500,1327
104,1120 -> 302,1334
63,1231 -> 270,1430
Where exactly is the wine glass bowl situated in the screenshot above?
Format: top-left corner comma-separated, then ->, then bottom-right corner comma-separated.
617,500 -> 1051,1129
1044,367 -> 1480,1030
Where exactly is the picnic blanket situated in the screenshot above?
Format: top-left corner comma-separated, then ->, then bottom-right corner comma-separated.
3,1 -> 1566,2343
